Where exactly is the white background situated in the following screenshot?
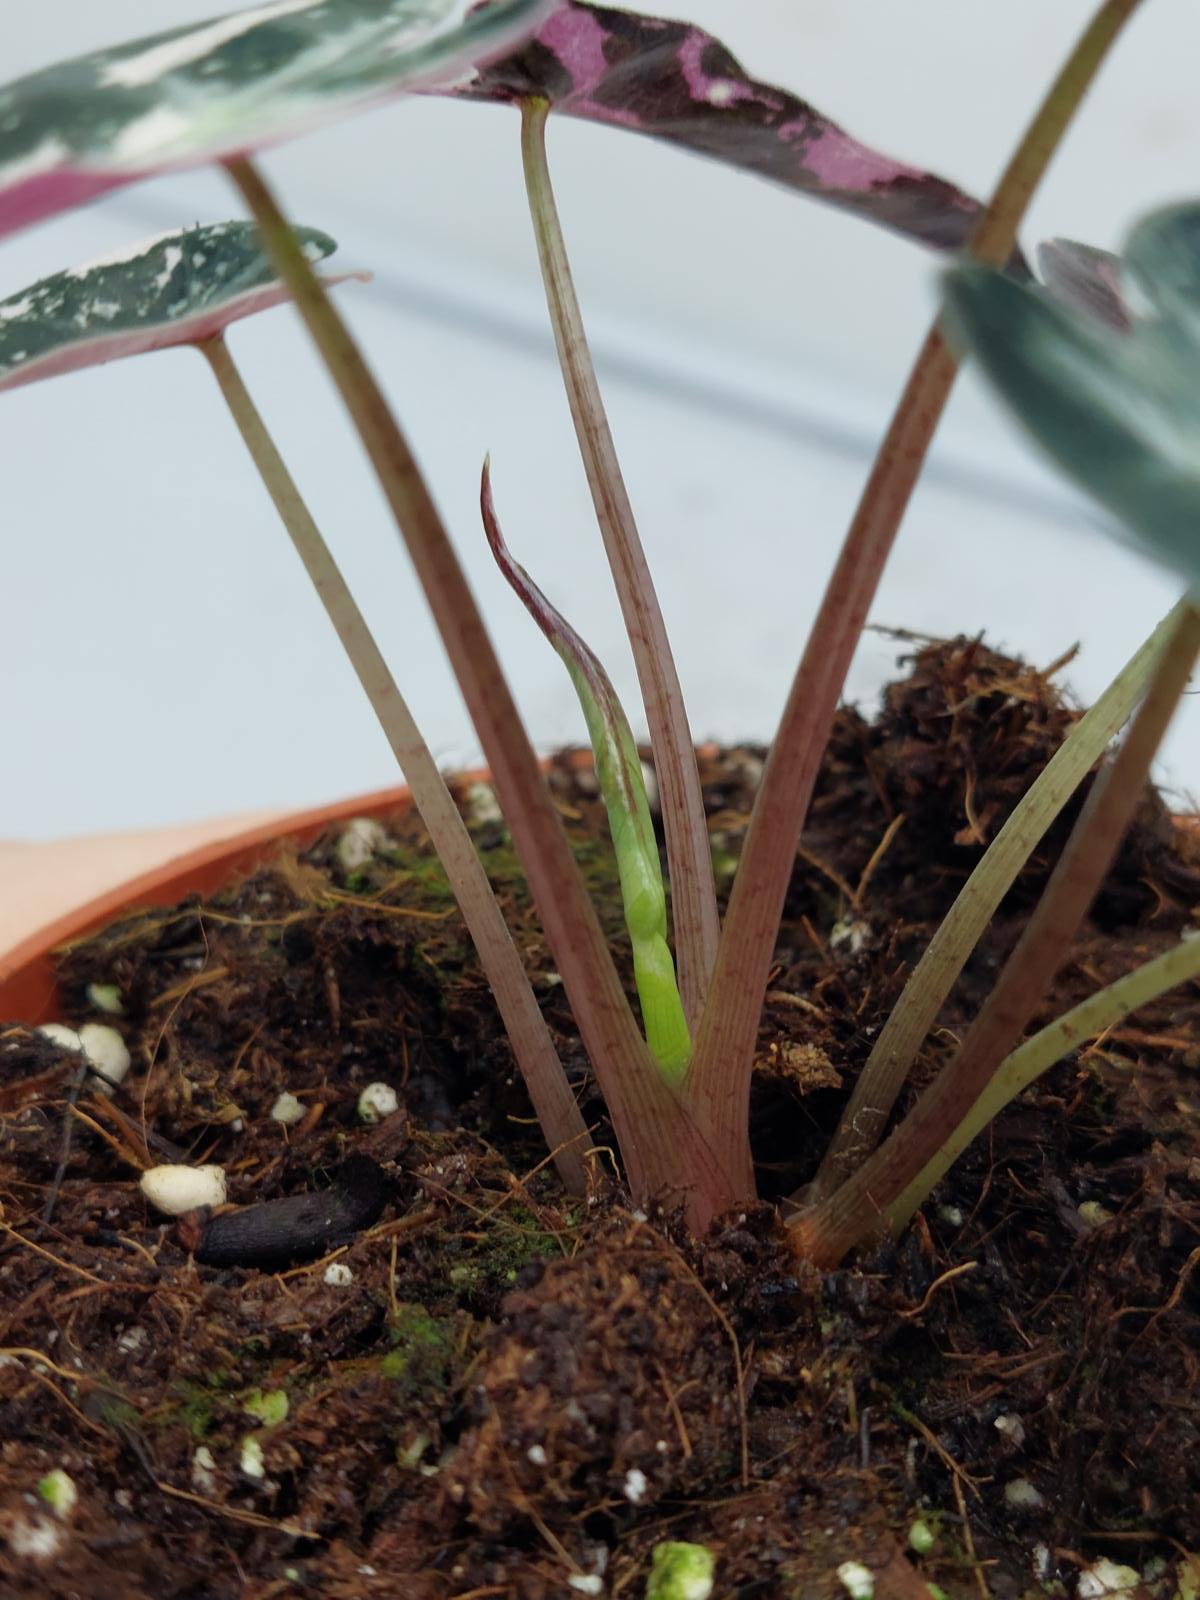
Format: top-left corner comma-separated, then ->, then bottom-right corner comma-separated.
2,0 -> 1196,839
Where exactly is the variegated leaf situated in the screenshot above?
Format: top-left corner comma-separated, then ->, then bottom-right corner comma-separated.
0,221 -> 356,391
452,0 -> 986,252
943,230 -> 1200,585
0,1 -> 994,260
0,0 -> 554,238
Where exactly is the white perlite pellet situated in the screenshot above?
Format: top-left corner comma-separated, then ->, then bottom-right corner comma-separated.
240,1436 -> 265,1480
270,1092 -> 304,1126
357,1082 -> 399,1123
1004,1478 -> 1044,1510
139,1164 -> 226,1215
37,1023 -> 82,1052
623,1467 -> 648,1504
1077,1559 -> 1141,1597
37,1021 -> 130,1092
337,817 -> 391,873
192,1446 -> 217,1494
78,1024 -> 131,1088
837,1561 -> 874,1600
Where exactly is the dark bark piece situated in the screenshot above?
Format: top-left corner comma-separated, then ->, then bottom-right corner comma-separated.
452,0 -> 985,252
189,1153 -> 390,1269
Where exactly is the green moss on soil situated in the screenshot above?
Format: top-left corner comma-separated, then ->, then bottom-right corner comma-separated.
382,1303 -> 455,1396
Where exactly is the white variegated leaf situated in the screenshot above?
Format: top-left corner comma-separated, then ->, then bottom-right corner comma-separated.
0,0 -> 554,238
0,220 -> 358,391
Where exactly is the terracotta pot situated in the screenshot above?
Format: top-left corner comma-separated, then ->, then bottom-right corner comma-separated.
0,744 -> 621,1028
15,765 -> 1182,1030
0,785 -> 414,1025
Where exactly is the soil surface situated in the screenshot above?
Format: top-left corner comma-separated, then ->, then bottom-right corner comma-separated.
1,637 -> 1198,1600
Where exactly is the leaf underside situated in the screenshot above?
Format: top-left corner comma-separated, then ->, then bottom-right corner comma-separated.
1037,238 -> 1131,332
452,0 -> 987,253
0,221 -> 349,392
0,0 -> 554,238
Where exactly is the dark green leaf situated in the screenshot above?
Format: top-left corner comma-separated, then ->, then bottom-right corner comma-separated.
943,261 -> 1200,585
1125,203 -> 1200,332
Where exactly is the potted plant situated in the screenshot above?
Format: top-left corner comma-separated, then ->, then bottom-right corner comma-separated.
1,2 -> 1197,1595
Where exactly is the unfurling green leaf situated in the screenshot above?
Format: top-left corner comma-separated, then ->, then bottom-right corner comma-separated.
943,203 -> 1200,586
0,221 -> 354,392
480,460 -> 690,1078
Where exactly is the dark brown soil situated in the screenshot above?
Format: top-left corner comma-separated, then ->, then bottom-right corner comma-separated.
2,637 -> 1198,1600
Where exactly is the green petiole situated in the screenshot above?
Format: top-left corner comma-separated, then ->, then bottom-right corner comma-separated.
884,932 -> 1200,1229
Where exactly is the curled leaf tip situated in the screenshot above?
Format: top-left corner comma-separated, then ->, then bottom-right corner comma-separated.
481,466 -> 691,1076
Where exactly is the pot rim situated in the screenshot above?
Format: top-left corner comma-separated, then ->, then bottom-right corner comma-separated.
0,782 -> 415,1024
7,773 -> 1193,1026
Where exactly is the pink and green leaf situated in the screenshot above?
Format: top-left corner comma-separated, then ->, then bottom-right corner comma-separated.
481,460 -> 690,1078
0,221 -> 361,392
0,0 -> 555,239
452,0 -> 987,252
0,0 -> 991,257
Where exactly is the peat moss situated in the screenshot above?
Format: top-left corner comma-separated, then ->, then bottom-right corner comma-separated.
2,639 -> 1198,1599
381,1303 -> 455,1396
173,1383 -> 217,1443
165,1368 -> 252,1442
